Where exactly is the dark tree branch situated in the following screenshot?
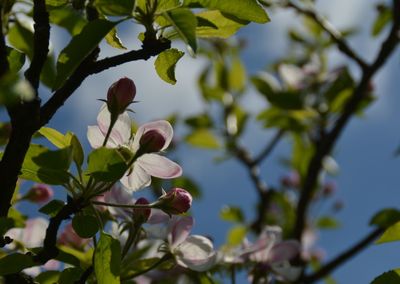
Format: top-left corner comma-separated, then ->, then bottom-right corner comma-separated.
40,39 -> 171,126
252,130 -> 284,166
0,0 -> 49,219
293,0 -> 400,240
286,1 -> 368,70
24,0 -> 50,91
301,227 -> 384,283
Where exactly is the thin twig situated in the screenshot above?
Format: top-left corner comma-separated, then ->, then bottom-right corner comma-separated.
252,130 -> 285,166
301,227 -> 384,283
286,1 -> 368,70
293,0 -> 400,240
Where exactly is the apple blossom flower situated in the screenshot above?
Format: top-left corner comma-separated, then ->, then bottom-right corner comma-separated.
87,105 -> 182,192
239,226 -> 301,281
6,217 -> 48,248
58,223 -> 90,249
155,188 -> 192,215
168,216 -> 216,272
23,184 -> 53,203
107,77 -> 136,115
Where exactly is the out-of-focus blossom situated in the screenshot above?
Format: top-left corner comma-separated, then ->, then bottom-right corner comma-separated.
322,181 -> 336,197
87,105 -> 182,192
58,223 -> 90,249
280,171 -> 300,189
23,184 -> 53,203
168,216 -> 216,272
237,226 -> 301,281
107,77 -> 136,115
7,217 -> 48,248
156,188 -> 192,215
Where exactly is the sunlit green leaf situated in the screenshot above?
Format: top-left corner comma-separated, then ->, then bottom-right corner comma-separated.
371,270 -> 400,284
95,0 -> 134,16
316,216 -> 340,229
376,221 -> 400,244
86,147 -> 128,182
183,0 -> 269,23
185,128 -> 220,149
46,0 -> 68,6
156,0 -> 182,14
227,225 -> 247,246
54,19 -> 117,90
49,6 -> 87,35
185,113 -> 213,128
95,232 -> 121,284
196,10 -> 246,38
6,46 -> 25,73
105,27 -> 127,49
372,6 -> 392,37
164,9 -> 197,54
154,48 -> 184,84
220,206 -> 244,223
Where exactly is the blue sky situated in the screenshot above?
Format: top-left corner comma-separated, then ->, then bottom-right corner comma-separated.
21,0 -> 400,282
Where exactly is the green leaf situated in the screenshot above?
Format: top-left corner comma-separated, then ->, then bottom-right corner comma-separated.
6,46 -> 25,73
370,209 -> 400,228
86,147 -> 128,182
154,48 -> 184,84
372,7 -> 392,37
95,232 -> 121,284
7,21 -> 56,88
185,128 -> 220,149
0,217 -> 15,236
164,9 -> 197,54
54,19 -> 117,90
156,0 -> 182,14
35,270 -> 60,284
59,267 -> 84,284
0,253 -> 36,275
196,10 -> 246,38
66,132 -> 85,166
185,113 -> 213,128
316,216 -> 340,230
251,73 -> 280,99
49,6 -> 87,35
228,57 -> 246,92
72,214 -> 99,238
39,200 -> 65,217
58,246 -> 93,267
39,127 -> 69,148
220,206 -> 244,223
371,270 -> 400,284
20,144 -> 72,185
376,221 -> 400,244
105,27 -> 127,49
95,0 -> 134,16
46,0 -> 68,6
227,225 -> 247,246
183,0 -> 269,23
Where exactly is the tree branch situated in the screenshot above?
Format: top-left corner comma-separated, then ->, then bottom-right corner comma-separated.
301,227 -> 384,283
293,0 -> 400,240
252,130 -> 284,166
286,1 -> 368,70
24,0 -> 50,91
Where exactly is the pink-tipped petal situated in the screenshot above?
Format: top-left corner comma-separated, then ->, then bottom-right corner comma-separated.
132,120 -> 173,152
96,104 -> 131,146
137,154 -> 182,179
120,163 -> 152,192
175,235 -> 216,272
268,240 -> 301,264
104,186 -> 134,218
169,216 -> 193,249
87,126 -> 107,149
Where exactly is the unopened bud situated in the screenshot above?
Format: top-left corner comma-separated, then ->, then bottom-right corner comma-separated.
132,198 -> 151,224
24,184 -> 53,203
107,77 -> 136,115
156,188 -> 192,215
280,172 -> 300,188
139,130 -> 166,153
322,181 -> 336,197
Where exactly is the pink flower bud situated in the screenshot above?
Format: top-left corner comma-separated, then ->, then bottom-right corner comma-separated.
24,184 -> 53,203
157,188 -> 192,215
132,198 -> 151,223
58,223 -> 89,249
280,172 -> 300,188
322,181 -> 336,197
139,129 -> 166,153
107,77 -> 136,115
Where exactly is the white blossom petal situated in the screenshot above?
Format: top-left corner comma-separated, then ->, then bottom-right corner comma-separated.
268,240 -> 300,263
120,163 -> 152,192
175,235 -> 216,272
169,216 -> 193,249
278,64 -> 305,90
137,154 -> 182,179
87,126 -> 107,148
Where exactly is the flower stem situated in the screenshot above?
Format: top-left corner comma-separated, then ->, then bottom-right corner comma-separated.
102,113 -> 118,147
91,200 -> 156,209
